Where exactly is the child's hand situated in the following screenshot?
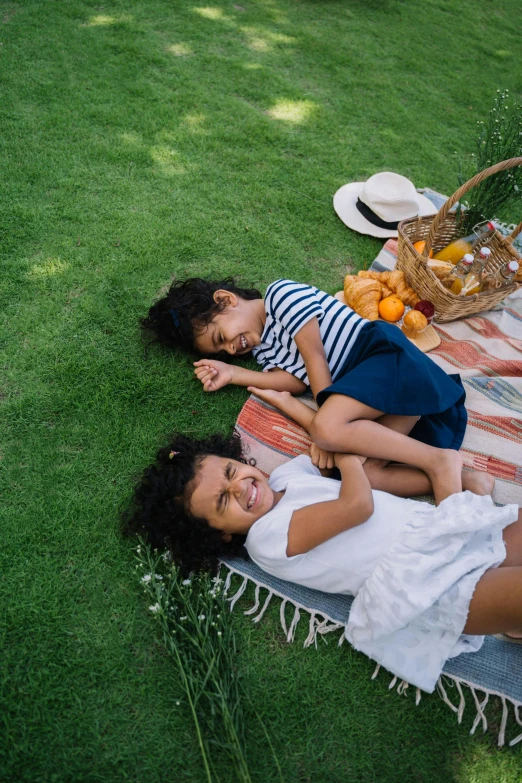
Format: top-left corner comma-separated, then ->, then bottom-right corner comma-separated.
309,443 -> 336,470
194,360 -> 235,392
334,452 -> 367,469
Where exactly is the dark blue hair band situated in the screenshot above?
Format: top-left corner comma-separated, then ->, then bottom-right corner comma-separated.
169,308 -> 180,328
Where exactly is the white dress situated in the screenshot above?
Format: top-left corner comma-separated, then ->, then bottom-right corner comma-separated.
245,455 -> 519,692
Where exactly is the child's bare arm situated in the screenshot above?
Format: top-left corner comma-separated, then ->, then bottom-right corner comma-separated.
247,387 -> 315,430
293,318 -> 333,399
247,387 -> 335,469
286,454 -> 373,556
193,360 -> 307,394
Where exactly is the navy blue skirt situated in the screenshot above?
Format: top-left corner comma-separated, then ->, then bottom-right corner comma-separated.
316,321 -> 467,450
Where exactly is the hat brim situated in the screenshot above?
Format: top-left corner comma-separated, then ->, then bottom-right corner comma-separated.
333,181 -> 436,239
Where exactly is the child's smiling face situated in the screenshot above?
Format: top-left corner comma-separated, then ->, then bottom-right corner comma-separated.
193,291 -> 266,356
189,456 -> 279,536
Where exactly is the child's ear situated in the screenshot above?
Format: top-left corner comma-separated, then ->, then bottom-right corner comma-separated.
213,290 -> 238,308
221,532 -> 232,543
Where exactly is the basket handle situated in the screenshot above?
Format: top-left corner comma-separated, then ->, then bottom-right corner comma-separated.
421,157 -> 522,256
504,221 -> 522,244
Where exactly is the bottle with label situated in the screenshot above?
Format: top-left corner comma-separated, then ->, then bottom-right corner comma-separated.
482,261 -> 520,291
442,254 -> 474,294
433,221 -> 496,264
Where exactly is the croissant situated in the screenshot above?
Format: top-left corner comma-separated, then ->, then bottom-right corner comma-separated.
343,275 -> 381,320
358,270 -> 382,282
358,270 -> 419,307
380,271 -> 420,307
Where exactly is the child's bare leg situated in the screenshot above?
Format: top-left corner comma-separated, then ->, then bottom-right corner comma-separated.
310,394 -> 462,504
501,511 -> 522,568
464,564 -> 522,636
364,463 -> 493,499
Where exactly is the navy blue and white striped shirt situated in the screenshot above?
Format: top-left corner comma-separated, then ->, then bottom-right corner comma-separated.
252,279 -> 368,386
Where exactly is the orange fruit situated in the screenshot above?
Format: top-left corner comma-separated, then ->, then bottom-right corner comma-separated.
378,295 -> 405,322
413,240 -> 433,258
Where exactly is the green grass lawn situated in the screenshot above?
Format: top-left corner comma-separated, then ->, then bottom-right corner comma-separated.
1,0 -> 521,780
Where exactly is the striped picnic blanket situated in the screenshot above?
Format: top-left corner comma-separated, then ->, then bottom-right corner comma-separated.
237,241 -> 522,505
371,238 -> 522,506
223,209 -> 522,745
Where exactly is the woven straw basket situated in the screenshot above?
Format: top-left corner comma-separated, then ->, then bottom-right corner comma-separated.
397,158 -> 522,323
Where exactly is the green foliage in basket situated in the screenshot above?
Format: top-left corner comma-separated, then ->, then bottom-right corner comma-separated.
458,90 -> 522,232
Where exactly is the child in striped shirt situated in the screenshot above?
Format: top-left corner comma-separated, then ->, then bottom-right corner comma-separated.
142,277 -> 467,497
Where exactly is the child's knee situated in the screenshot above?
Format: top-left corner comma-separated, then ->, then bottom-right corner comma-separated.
309,414 -> 335,451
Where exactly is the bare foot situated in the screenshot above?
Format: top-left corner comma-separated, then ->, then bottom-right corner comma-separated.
462,469 -> 495,497
427,449 -> 463,505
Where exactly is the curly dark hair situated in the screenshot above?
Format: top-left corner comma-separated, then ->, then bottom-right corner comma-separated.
141,277 -> 263,352
122,432 -> 250,573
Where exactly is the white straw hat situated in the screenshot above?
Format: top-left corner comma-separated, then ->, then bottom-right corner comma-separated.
333,172 -> 435,238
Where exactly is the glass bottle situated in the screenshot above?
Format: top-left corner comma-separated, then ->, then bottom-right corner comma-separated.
433,221 -> 496,264
477,246 -> 492,269
442,254 -> 474,294
460,255 -> 485,296
482,261 -> 520,291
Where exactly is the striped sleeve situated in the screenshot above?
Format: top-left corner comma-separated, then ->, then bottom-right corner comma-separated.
265,280 -> 324,340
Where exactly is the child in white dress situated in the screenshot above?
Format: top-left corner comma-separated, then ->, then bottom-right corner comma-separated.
125,410 -> 522,693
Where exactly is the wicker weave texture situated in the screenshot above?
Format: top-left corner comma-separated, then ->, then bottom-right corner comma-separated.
397,158 -> 522,324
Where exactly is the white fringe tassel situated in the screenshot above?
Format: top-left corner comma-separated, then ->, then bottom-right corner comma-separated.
437,679 -> 459,715
243,584 -> 261,616
280,600 -> 288,638
470,688 -> 488,735
287,606 -> 300,643
304,613 -> 318,648
227,576 -> 248,612
253,590 -> 273,623
220,564 -> 522,747
509,705 -> 522,747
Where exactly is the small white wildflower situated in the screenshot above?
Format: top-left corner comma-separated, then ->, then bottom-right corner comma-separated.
149,603 -> 160,614
141,574 -> 152,584
217,631 -> 222,636
198,614 -> 206,621
154,574 -> 163,581
182,579 -> 191,586
136,545 -> 141,554
176,700 -> 181,706
180,616 -> 187,621
212,576 -> 223,585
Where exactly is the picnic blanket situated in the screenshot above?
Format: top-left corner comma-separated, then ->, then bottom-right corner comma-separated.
222,194 -> 522,746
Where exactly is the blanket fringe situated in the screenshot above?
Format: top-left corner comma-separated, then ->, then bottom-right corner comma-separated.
228,576 -> 248,611
243,584 -> 261,616
220,563 -> 522,747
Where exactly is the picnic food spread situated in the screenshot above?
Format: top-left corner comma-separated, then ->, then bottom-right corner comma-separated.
343,270 -> 420,321
401,309 -> 428,338
378,295 -> 404,322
